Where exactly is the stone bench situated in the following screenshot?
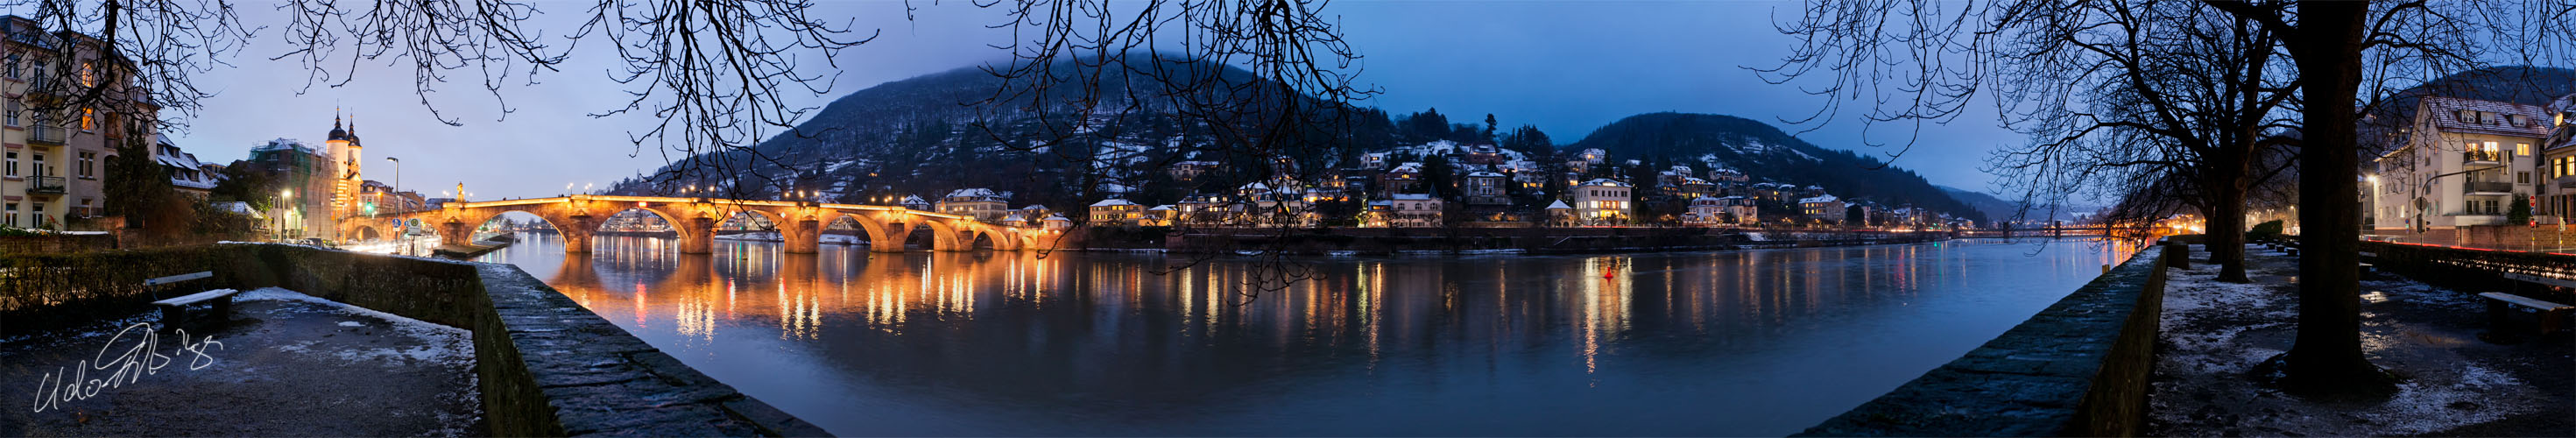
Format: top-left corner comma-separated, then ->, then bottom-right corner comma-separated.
145,272 -> 234,329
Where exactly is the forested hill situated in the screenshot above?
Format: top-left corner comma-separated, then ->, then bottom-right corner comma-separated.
1569,112 -> 1986,222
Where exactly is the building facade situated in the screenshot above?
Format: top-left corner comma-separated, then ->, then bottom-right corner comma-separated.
2541,94 -> 2575,223
938,188 -> 1009,222
1571,179 -> 1631,226
2371,96 -> 2553,230
247,137 -> 339,239
0,16 -> 157,230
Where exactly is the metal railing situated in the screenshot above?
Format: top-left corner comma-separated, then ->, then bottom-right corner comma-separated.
2464,150 -> 2505,163
25,175 -> 63,194
25,125 -> 64,145
2465,181 -> 2514,194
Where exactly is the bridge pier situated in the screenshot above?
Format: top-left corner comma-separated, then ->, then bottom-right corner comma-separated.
561,215 -> 596,253
680,216 -> 716,254
875,223 -> 910,253
441,220 -> 471,247
784,218 -> 821,254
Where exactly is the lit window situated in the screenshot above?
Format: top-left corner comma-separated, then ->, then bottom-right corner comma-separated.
80,108 -> 93,131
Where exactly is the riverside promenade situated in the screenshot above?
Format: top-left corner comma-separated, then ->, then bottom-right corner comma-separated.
2148,243 -> 2572,435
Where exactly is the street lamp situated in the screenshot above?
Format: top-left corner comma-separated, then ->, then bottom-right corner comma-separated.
277,189 -> 293,241
385,157 -> 400,213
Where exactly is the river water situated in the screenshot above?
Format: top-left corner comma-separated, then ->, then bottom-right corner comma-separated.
476,234 -> 2137,436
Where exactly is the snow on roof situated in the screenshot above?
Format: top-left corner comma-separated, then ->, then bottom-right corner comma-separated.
1579,179 -> 1632,187
215,201 -> 263,218
900,195 -> 928,204
1090,198 -> 1137,207
2423,95 -> 2555,138
1801,194 -> 1841,204
946,188 -> 1003,199
1465,171 -> 1504,178
1240,181 -> 1271,190
1147,205 -> 1174,211
251,138 -> 324,155
1391,194 -> 1436,201
1001,213 -> 1027,222
1546,200 -> 1573,209
1043,214 -> 1072,222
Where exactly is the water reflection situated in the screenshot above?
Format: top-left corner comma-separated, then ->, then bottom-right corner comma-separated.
481,234 -> 2135,436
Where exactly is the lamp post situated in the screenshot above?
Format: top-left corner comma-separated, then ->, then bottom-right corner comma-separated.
2414,164 -> 2508,234
277,189 -> 293,241
385,157 -> 400,212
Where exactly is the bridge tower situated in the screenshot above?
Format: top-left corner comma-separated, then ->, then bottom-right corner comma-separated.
326,111 -> 364,232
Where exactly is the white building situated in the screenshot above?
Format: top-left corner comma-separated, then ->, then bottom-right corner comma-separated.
938,188 -> 1010,222
2371,96 -> 2554,230
1800,194 -> 1846,221
1087,198 -> 1140,226
1572,179 -> 1632,226
1387,193 -> 1443,228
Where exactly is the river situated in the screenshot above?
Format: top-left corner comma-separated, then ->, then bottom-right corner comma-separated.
476,233 -> 2137,436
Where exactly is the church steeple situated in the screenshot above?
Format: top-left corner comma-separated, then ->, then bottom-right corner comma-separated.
328,109 -> 349,142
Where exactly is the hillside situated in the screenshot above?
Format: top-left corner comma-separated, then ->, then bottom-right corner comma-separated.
606,61 -> 1989,225
1570,112 -> 1986,222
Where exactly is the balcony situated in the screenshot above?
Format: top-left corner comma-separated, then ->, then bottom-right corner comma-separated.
2464,181 -> 2514,194
26,125 -> 64,145
26,175 -> 64,194
2464,150 -> 2504,164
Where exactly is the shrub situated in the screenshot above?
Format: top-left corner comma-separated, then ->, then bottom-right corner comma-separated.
2248,220 -> 2285,237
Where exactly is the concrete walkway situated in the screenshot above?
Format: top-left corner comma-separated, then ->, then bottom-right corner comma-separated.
2146,244 -> 2573,436
0,288 -> 482,436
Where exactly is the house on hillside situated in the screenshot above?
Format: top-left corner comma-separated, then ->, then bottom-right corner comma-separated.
1088,198 -> 1141,226
1573,179 -> 1632,226
939,188 -> 1010,222
1800,194 -> 1846,222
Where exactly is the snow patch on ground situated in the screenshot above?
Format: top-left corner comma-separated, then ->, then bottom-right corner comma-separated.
239,287 -> 472,368
2148,244 -> 2559,436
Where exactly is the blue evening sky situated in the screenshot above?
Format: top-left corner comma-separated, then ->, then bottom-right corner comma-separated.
98,0 -> 2014,200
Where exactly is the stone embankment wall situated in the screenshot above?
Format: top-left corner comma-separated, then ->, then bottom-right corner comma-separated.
0,244 -> 827,437
1797,244 -> 2169,436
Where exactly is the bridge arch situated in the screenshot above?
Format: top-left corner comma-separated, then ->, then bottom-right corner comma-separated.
822,210 -> 904,252
914,218 -> 971,251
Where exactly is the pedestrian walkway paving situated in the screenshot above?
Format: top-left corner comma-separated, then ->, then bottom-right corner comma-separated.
2146,244 -> 2573,435
0,288 -> 482,436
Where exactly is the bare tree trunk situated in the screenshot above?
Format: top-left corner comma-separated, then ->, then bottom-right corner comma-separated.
2206,186 -> 2252,283
2269,0 -> 2390,396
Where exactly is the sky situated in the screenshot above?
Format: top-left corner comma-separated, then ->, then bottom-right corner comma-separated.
109,0 -> 2017,200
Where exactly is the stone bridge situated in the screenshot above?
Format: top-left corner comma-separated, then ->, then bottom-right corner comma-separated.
337,194 -> 1060,254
